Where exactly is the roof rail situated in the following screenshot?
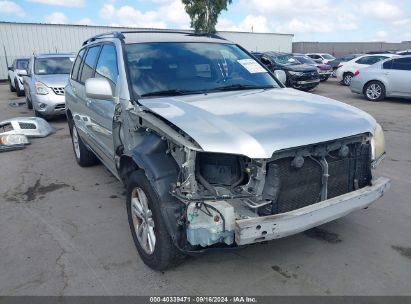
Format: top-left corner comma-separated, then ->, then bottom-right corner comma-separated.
82,30 -> 227,46
82,31 -> 125,46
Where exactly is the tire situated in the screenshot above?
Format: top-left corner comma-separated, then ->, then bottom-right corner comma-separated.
321,76 -> 330,82
127,170 -> 185,270
364,81 -> 386,102
342,72 -> 354,86
9,78 -> 16,92
15,79 -> 24,97
26,96 -> 33,110
34,110 -> 44,119
70,124 -> 98,167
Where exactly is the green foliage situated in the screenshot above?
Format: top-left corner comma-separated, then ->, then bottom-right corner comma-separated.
182,0 -> 232,34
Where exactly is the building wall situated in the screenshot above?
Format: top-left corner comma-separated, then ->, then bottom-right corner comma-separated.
0,22 -> 293,80
293,41 -> 411,57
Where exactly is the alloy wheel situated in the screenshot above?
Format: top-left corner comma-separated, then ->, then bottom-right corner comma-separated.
72,126 -> 81,159
131,187 -> 156,255
366,83 -> 382,100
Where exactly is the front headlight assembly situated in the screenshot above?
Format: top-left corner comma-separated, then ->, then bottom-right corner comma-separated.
288,71 -> 304,77
35,81 -> 49,95
371,123 -> 386,168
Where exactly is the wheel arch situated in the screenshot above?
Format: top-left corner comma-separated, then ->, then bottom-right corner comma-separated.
120,133 -> 185,246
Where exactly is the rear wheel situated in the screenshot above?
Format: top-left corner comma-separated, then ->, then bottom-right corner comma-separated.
9,78 -> 15,92
127,170 -> 185,270
70,124 -> 98,167
342,72 -> 354,86
364,81 -> 385,102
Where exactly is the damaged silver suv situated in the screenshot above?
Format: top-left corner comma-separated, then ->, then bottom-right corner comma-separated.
65,31 -> 390,270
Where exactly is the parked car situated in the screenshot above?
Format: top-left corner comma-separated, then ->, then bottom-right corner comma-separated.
23,53 -> 75,118
351,56 -> 411,101
397,49 -> 411,56
330,54 -> 363,70
293,54 -> 333,81
306,53 -> 336,64
66,31 -> 390,270
7,57 -> 29,96
253,52 -> 320,90
336,54 -> 397,86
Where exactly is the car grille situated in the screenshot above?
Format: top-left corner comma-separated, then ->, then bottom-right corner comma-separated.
18,122 -> 36,130
52,87 -> 65,95
55,103 -> 65,110
300,71 -> 319,81
269,142 -> 372,214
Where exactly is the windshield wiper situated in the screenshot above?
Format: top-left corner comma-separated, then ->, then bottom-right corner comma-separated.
140,89 -> 199,97
209,84 -> 275,92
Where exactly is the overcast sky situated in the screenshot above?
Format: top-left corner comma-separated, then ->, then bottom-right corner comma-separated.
0,0 -> 410,42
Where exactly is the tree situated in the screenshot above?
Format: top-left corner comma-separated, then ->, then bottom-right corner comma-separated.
182,0 -> 232,34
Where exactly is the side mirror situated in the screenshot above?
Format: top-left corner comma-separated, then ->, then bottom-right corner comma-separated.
17,70 -> 28,77
85,78 -> 113,100
8,66 -> 14,71
274,70 -> 287,84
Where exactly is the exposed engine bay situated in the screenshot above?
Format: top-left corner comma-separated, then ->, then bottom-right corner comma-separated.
167,134 -> 372,248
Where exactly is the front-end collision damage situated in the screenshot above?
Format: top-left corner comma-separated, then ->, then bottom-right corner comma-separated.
120,105 -> 390,252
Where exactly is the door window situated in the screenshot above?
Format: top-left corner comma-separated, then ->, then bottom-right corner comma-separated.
71,48 -> 86,81
80,45 -> 101,84
95,44 -> 119,90
391,57 -> 411,71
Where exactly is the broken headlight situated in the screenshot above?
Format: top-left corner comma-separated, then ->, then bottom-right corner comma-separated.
371,123 -> 385,164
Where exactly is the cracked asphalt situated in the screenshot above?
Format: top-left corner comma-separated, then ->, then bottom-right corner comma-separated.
0,80 -> 410,296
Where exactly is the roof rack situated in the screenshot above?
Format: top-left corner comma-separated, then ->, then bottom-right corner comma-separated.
82,31 -> 125,46
82,30 -> 227,46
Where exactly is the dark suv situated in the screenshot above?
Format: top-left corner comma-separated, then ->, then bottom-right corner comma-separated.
253,52 -> 320,91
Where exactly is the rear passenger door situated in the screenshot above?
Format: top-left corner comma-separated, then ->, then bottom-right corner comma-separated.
383,57 -> 411,95
86,43 -> 119,170
71,45 -> 101,147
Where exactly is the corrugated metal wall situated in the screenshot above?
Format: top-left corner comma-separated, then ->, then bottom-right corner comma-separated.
293,41 -> 411,57
0,22 -> 293,80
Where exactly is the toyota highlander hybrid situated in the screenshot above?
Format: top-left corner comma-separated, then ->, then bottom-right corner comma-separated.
65,31 -> 390,270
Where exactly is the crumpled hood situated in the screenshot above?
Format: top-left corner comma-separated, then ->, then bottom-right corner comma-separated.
140,88 -> 377,159
35,74 -> 69,88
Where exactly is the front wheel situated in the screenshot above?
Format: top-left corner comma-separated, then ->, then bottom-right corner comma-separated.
127,170 -> 185,270
364,81 -> 385,102
9,78 -> 16,92
15,80 -> 24,97
342,73 -> 354,86
70,124 -> 98,167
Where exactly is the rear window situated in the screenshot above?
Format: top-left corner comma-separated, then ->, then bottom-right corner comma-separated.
34,57 -> 74,75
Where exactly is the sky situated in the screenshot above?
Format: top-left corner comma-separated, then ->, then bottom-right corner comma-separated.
0,0 -> 410,42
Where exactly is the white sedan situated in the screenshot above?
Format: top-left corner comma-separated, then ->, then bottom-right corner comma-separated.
336,54 -> 398,86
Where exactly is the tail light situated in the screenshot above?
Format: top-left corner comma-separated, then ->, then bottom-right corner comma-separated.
354,70 -> 360,77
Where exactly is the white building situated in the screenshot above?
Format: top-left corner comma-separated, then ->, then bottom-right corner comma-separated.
0,21 -> 294,80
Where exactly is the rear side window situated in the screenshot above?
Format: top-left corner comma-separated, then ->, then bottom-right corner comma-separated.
71,48 -> 86,81
80,46 -> 101,84
95,44 -> 118,90
383,59 -> 393,69
391,58 -> 411,71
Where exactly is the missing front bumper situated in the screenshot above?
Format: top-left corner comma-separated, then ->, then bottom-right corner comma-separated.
235,177 -> 391,245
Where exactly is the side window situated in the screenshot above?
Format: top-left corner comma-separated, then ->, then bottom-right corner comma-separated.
95,44 -> 118,90
80,45 -> 101,84
71,48 -> 86,81
383,59 -> 394,70
356,56 -> 372,64
391,58 -> 411,71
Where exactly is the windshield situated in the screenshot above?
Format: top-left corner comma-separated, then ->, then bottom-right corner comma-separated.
34,57 -> 74,75
322,54 -> 335,60
16,59 -> 28,70
271,54 -> 299,66
125,42 -> 279,97
294,56 -> 315,65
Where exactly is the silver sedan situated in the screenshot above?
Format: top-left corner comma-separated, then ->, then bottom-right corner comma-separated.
350,55 -> 411,101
